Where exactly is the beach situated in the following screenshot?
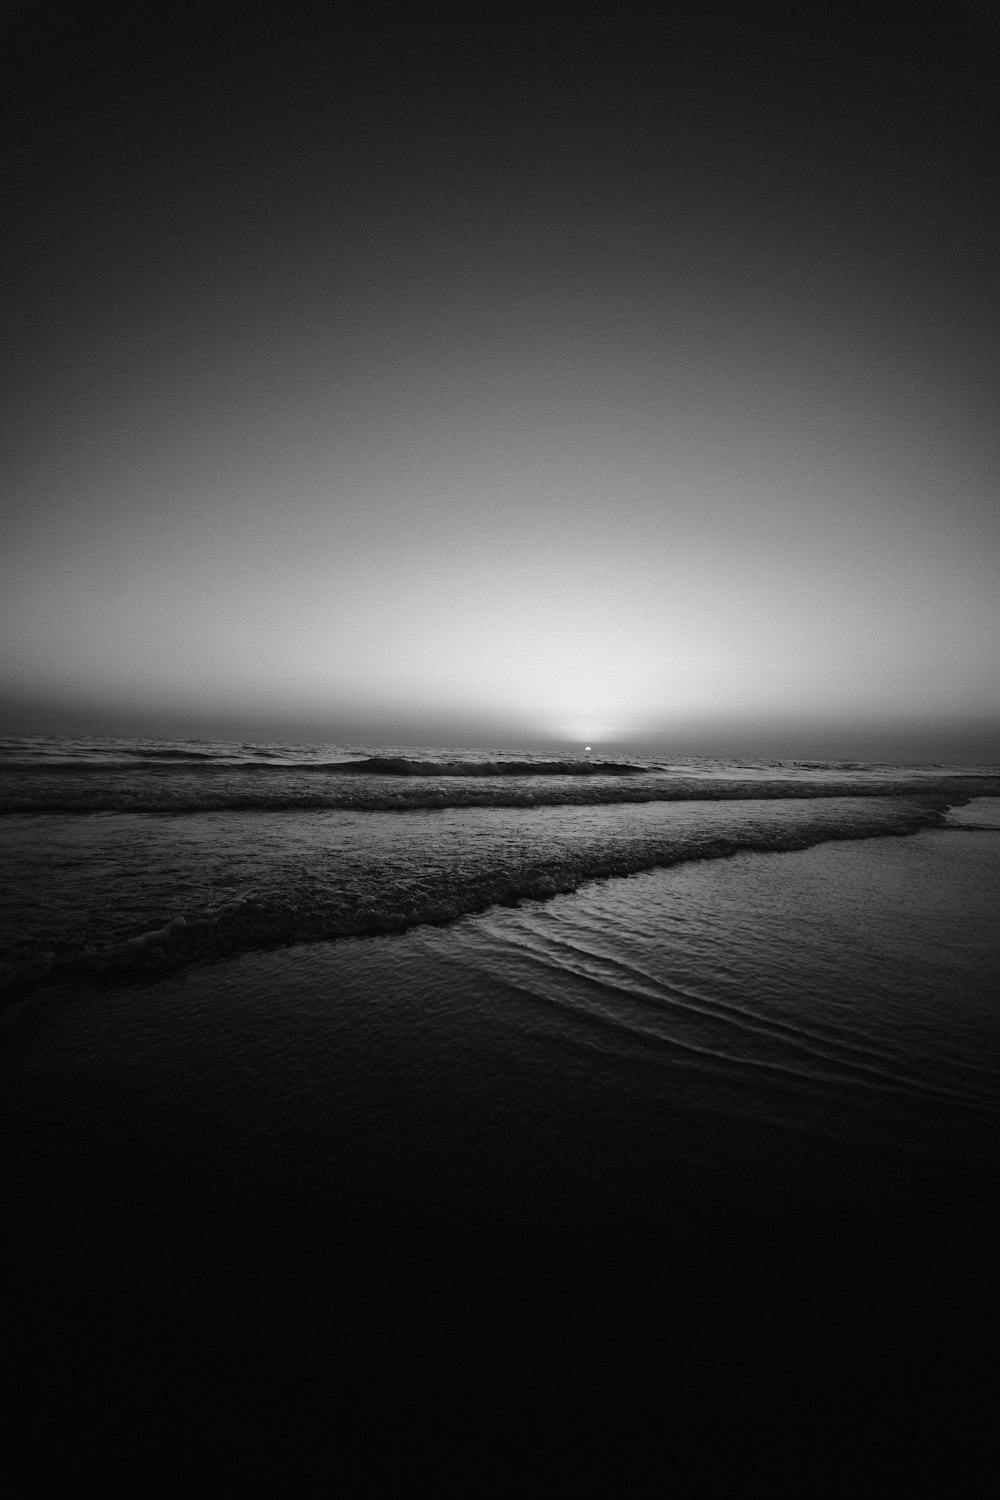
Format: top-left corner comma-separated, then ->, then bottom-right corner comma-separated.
3,746 -> 998,1472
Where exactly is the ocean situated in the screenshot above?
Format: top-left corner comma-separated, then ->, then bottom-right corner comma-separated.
3,736 -> 999,1473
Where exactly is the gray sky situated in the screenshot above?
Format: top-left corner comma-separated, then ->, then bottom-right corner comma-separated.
3,2 -> 998,757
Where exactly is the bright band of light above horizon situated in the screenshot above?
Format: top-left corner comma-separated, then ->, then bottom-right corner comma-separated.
2,6 -> 998,759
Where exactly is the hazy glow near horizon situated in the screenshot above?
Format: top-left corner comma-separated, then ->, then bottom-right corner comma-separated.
3,7 -> 998,757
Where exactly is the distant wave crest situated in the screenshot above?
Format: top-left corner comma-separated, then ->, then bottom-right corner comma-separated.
334,756 -> 647,777
117,746 -> 221,761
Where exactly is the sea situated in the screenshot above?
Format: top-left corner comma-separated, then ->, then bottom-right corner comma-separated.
3,735 -> 999,1475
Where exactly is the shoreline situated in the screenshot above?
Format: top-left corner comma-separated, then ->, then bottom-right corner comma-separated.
2,791 -> 981,1003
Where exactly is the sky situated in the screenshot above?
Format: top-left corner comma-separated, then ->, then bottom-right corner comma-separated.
2,1 -> 998,758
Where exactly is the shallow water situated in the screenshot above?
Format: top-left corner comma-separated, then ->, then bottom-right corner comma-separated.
5,734 -> 996,990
